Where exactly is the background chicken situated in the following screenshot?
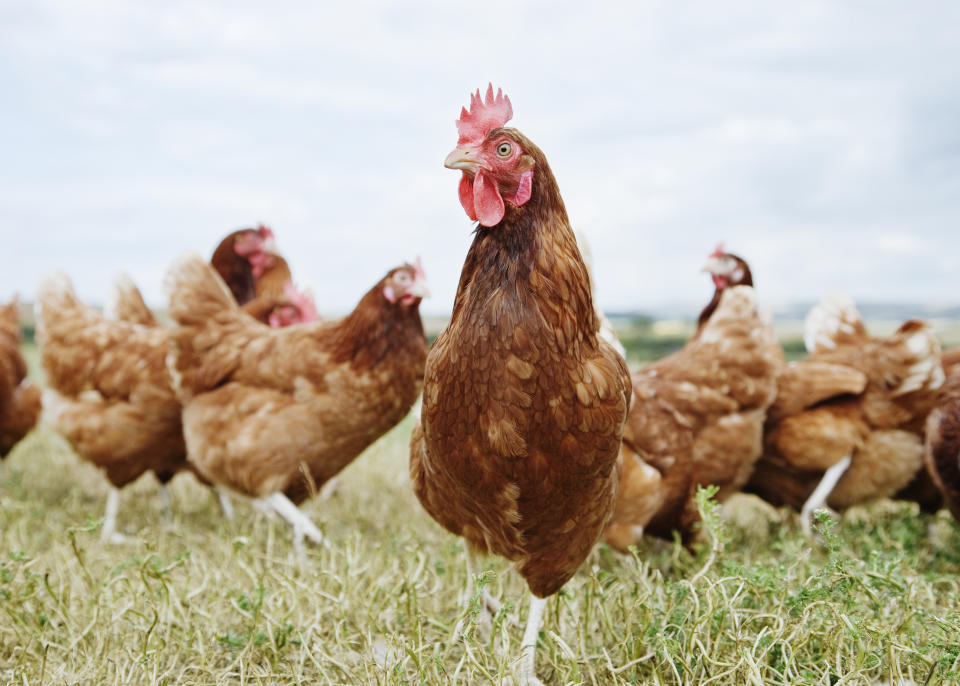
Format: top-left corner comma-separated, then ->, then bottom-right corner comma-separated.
36,275 -> 188,541
697,244 -> 753,330
166,254 -> 428,547
34,227 -> 312,540
746,293 -> 945,535
210,225 -> 290,303
409,86 -> 630,686
925,365 -> 960,522
604,249 -> 782,550
0,299 -> 42,462
209,225 -> 319,326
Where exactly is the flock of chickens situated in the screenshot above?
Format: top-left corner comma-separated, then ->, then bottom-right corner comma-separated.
1,85 -> 959,684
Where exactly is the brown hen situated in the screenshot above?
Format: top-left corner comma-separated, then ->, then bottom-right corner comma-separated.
746,293 -> 945,535
166,254 -> 427,547
925,366 -> 960,522
36,275 -> 188,541
409,85 -> 630,685
604,250 -> 782,551
0,299 -> 41,460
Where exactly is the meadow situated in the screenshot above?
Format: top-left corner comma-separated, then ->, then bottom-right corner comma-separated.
3,333 -> 960,685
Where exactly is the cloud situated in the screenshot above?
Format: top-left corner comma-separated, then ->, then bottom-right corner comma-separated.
2,0 -> 958,317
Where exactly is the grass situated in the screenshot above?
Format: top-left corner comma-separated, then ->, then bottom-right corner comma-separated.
3,418 -> 960,685
7,329 -> 960,685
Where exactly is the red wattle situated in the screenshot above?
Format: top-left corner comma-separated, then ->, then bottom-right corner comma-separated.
506,169 -> 533,207
458,174 -> 477,221
473,171 -> 505,227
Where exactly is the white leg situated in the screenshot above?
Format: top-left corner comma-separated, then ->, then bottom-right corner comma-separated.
515,593 -> 547,686
216,486 -> 235,520
318,476 -> 341,501
260,492 -> 327,549
101,487 -> 128,543
801,454 -> 852,538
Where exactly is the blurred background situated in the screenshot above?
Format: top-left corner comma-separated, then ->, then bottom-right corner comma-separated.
3,0 -> 958,357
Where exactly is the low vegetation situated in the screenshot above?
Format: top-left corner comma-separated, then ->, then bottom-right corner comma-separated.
2,419 -> 959,685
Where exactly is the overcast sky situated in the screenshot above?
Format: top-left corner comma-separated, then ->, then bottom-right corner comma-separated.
2,1 -> 958,316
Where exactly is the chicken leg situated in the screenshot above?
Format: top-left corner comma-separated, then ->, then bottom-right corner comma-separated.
259,492 -> 326,551
101,487 -> 129,544
801,454 -> 852,538
514,593 -> 547,686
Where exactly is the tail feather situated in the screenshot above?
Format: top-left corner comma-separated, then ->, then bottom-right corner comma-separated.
889,320 -> 944,397
107,273 -> 157,326
804,292 -> 867,354
165,253 -> 251,398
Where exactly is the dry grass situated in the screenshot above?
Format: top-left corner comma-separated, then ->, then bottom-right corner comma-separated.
3,417 -> 960,685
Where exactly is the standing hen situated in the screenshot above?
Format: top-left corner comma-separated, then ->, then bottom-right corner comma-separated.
36,275 -> 189,541
409,85 -> 630,685
0,299 -> 41,461
746,293 -> 945,535
603,249 -> 782,550
166,255 -> 428,547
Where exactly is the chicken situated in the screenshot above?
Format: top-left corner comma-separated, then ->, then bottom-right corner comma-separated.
603,249 -> 782,550
36,275 -> 188,541
0,299 -> 41,460
409,85 -> 630,685
697,244 -> 754,330
165,254 -> 428,547
942,347 -> 960,375
745,293 -> 945,535
209,225 -> 292,304
925,366 -> 960,522
208,225 -> 319,327
55,235 -> 315,535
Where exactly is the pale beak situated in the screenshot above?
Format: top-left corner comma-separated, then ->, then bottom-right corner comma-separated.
444,145 -> 484,173
261,236 -> 280,256
409,280 -> 431,299
700,256 -> 724,275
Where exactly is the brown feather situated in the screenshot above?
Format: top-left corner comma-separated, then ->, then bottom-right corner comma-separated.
0,300 -> 41,457
925,367 -> 960,521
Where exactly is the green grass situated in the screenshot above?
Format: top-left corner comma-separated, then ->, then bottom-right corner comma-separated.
3,419 -> 960,685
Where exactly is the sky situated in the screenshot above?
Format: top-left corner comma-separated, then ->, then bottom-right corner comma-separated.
2,0 -> 958,317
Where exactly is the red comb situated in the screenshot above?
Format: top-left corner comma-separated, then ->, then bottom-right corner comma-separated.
257,224 -> 275,240
456,84 -> 513,144
413,255 -> 427,282
710,243 -> 725,258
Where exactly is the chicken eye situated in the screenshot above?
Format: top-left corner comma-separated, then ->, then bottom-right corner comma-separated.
496,142 -> 512,157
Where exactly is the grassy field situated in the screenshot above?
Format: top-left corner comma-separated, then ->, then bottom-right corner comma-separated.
5,332 -> 960,685
4,419 -> 960,684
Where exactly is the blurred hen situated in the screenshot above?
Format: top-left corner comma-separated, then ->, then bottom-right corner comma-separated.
166,255 -> 427,547
0,299 -> 41,461
746,293 -> 945,535
604,247 -> 782,550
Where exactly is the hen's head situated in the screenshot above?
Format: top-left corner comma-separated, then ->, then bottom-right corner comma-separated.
383,257 -> 430,308
233,225 -> 279,278
267,282 -> 320,328
444,84 -> 535,227
701,244 -> 753,291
